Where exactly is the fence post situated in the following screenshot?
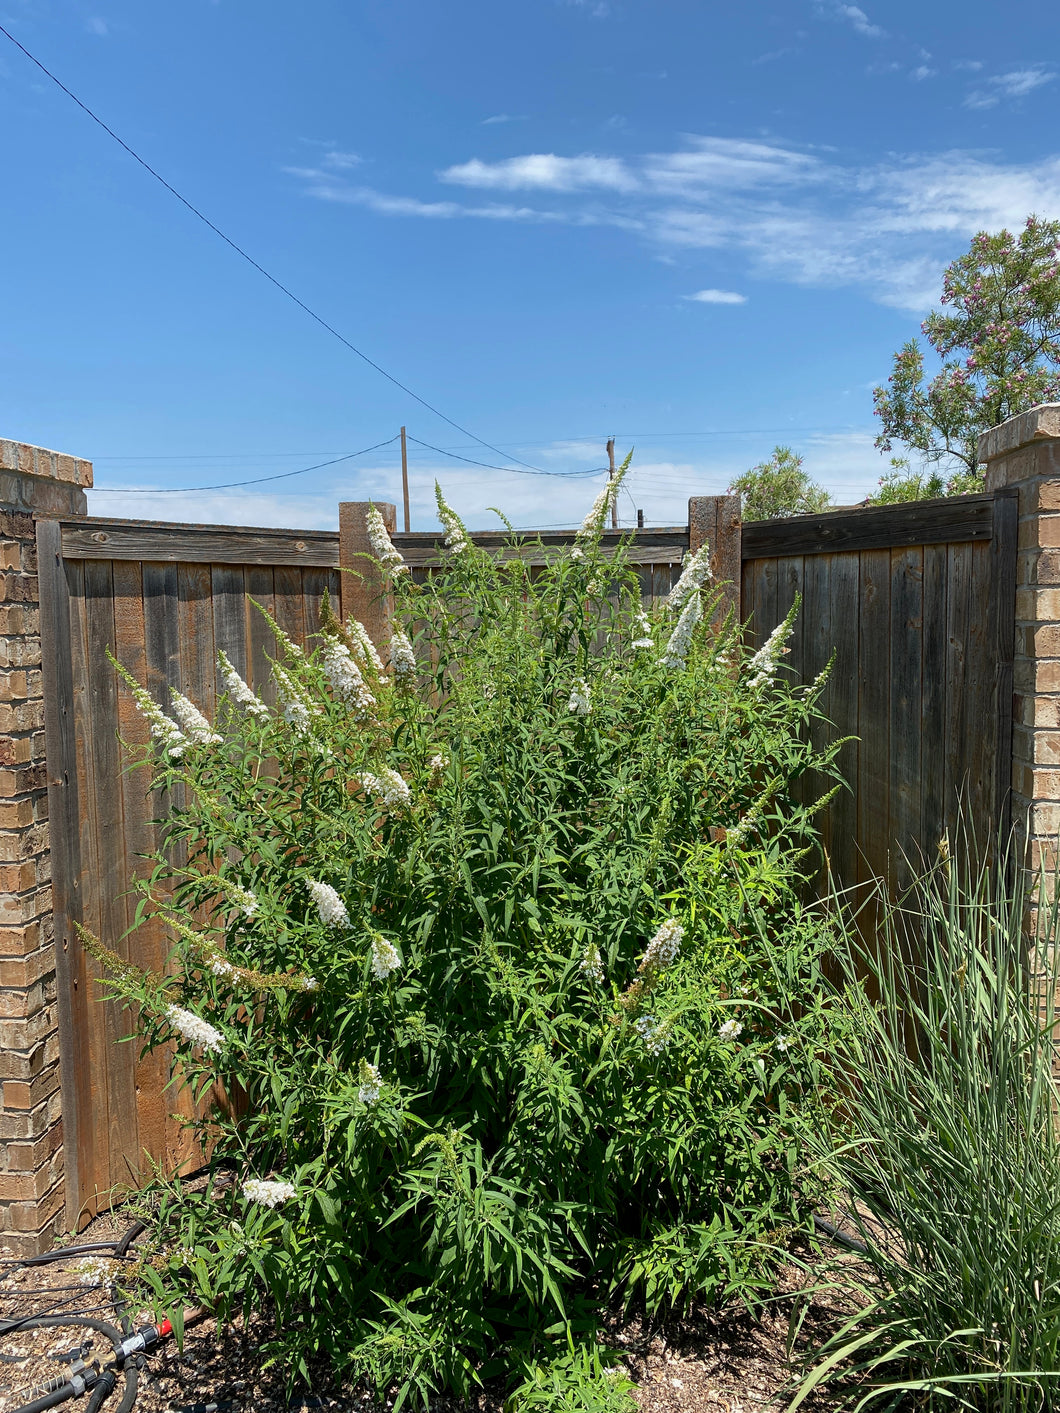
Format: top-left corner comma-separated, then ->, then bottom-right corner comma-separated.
688,494 -> 742,622
0,438 -> 91,1255
981,405 -> 1060,917
338,502 -> 396,648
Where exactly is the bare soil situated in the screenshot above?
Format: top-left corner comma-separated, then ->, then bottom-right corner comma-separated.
0,1211 -> 855,1413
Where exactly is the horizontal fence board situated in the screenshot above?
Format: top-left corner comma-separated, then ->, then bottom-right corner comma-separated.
741,493 -> 995,559
61,518 -> 340,566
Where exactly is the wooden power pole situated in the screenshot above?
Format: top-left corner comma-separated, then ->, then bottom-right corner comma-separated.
607,436 -> 618,530
400,426 -> 410,533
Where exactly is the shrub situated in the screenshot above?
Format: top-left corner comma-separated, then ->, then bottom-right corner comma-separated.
796,843 -> 1060,1412
729,446 -> 831,521
94,471 -> 845,1406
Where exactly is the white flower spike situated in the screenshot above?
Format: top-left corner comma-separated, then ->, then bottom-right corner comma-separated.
306,879 -> 349,930
165,1004 -> 224,1054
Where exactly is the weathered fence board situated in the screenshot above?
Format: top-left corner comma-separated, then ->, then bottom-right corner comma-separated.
40,513 -> 700,1223
741,491 -> 1018,901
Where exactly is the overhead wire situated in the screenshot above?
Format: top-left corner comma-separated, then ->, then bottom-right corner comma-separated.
406,435 -> 607,479
0,23 -> 556,477
89,436 -> 401,493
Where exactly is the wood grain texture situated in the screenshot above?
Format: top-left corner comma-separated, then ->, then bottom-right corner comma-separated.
741,493 -> 995,559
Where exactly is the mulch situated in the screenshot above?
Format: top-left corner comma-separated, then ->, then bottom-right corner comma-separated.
0,1212 -> 859,1413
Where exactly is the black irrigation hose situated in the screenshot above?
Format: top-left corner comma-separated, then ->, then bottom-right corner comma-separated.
813,1212 -> 872,1257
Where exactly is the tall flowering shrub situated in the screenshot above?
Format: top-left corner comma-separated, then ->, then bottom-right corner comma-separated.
93,472 -> 845,1405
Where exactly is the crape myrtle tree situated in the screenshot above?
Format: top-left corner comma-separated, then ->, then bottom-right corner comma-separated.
728,446 -> 831,520
873,215 -> 1060,501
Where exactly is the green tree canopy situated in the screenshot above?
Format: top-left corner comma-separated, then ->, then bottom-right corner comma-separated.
729,445 -> 831,520
873,215 -> 1060,494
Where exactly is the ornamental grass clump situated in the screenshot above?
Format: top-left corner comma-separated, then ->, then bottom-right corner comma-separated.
795,842 -> 1060,1413
93,471 -> 846,1407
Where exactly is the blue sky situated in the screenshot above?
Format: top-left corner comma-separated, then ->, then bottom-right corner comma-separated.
2,0 -> 1059,530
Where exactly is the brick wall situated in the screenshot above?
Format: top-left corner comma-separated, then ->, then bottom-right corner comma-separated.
0,439 -> 90,1255
982,405 -> 1060,899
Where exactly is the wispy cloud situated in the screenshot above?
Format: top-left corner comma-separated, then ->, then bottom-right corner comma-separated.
320,150 -> 361,170
910,65 -> 936,81
482,114 -> 527,125
288,135 -> 1060,313
818,2 -> 885,38
440,153 -> 639,193
685,289 -> 747,305
85,16 -> 107,35
965,66 -> 1055,108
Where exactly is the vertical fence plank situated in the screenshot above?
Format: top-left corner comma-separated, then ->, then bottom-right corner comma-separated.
920,543 -> 949,869
35,524 -> 90,1226
889,546 -> 924,888
827,552 -> 860,892
857,548 -> 892,907
945,542 -> 974,840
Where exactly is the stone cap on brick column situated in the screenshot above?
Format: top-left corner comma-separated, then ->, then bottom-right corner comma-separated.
979,405 -> 1060,466
0,439 -> 92,518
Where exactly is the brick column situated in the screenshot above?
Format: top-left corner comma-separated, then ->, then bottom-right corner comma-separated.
981,405 -> 1060,897
0,439 -> 90,1254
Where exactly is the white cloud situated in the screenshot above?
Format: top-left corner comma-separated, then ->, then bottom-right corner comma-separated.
953,59 -> 984,72
910,65 -> 936,81
440,153 -> 639,193
321,150 -> 361,170
482,114 -> 527,125
685,289 -> 747,304
966,66 -> 1055,108
287,135 -> 1060,313
820,3 -> 885,38
85,16 -> 107,35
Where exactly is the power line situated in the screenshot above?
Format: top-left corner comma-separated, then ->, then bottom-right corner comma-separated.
0,24 -> 555,477
89,436 -> 401,492
407,435 -> 607,479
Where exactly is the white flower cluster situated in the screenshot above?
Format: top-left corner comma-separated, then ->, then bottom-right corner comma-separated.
165,1004 -> 224,1054
775,1034 -> 792,1052
366,504 -> 408,576
348,618 -> 386,674
429,752 -> 450,777
274,664 -> 318,735
390,629 -> 417,682
575,457 -> 629,546
72,1256 -> 117,1287
168,691 -> 222,749
321,637 -> 375,719
746,620 -> 793,691
718,1017 -> 743,1042
358,1059 -> 382,1106
631,611 -> 654,650
218,651 -> 268,717
220,878 -> 258,919
242,1177 -> 297,1208
666,545 -> 712,613
435,483 -> 470,555
570,546 -> 586,562
661,593 -> 702,670
361,767 -> 411,812
210,957 -> 238,982
127,678 -> 187,757
634,1014 -> 671,1057
568,677 -> 591,715
306,878 -> 349,929
639,918 -> 684,974
579,942 -> 604,984
370,933 -> 402,980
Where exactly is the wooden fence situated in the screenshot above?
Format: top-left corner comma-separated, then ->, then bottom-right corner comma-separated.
37,513 -> 692,1222
33,491 -> 1017,1225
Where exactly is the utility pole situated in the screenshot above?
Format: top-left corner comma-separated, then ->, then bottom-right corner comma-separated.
607,436 -> 618,530
400,426 -> 410,533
